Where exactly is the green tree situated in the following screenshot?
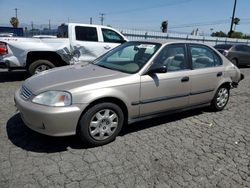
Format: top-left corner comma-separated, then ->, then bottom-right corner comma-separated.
161,21 -> 168,33
242,35 -> 250,39
211,31 -> 228,37
10,17 -> 19,28
233,17 -> 240,31
231,31 -> 243,38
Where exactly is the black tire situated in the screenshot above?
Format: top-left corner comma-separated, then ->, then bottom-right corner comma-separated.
28,59 -> 55,75
210,86 -> 230,111
78,102 -> 124,146
231,58 -> 239,67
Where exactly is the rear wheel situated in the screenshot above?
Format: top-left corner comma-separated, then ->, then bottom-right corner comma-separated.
78,103 -> 124,146
28,59 -> 55,75
210,86 -> 230,111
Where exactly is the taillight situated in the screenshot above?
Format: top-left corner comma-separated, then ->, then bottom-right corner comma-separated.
0,42 -> 8,55
223,50 -> 229,56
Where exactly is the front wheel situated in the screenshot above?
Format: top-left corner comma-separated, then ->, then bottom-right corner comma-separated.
28,59 -> 55,75
210,86 -> 230,111
78,103 -> 124,146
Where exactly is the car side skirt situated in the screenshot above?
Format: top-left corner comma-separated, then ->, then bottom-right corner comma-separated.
128,101 -> 210,124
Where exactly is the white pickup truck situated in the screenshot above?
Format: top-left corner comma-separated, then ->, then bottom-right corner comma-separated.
0,23 -> 127,75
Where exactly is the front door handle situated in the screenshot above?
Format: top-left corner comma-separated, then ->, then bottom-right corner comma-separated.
217,72 -> 223,77
181,76 -> 189,82
104,45 -> 111,50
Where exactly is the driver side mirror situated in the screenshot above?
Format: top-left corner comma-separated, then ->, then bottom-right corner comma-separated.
147,65 -> 167,75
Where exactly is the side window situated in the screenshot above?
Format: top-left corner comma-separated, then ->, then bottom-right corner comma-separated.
235,45 -> 242,51
57,25 -> 68,38
75,26 -> 98,42
190,45 -> 222,69
102,28 -> 124,43
154,45 -> 189,72
244,45 -> 250,53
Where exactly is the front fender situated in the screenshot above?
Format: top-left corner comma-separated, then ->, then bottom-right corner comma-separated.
73,85 -> 140,120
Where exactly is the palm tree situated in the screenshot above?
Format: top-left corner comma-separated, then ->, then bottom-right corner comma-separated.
161,21 -> 168,33
10,17 -> 19,28
233,17 -> 240,31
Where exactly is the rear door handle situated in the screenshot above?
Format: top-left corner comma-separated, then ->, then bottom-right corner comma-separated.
181,76 -> 189,82
217,72 -> 223,77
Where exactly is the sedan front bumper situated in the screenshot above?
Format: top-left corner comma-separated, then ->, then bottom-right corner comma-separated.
14,90 -> 87,136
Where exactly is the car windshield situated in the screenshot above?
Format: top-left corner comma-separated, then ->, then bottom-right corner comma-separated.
93,41 -> 161,74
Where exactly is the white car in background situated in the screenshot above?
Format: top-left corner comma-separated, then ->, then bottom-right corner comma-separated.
0,33 -> 15,37
0,23 -> 127,75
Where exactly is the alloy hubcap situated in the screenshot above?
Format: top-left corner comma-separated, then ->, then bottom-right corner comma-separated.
35,65 -> 50,74
89,109 -> 118,141
216,88 -> 229,108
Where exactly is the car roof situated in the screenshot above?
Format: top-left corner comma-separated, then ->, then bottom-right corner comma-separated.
129,39 -> 212,46
65,23 -> 119,30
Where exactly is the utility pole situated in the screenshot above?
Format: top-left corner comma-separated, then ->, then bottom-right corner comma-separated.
49,19 -> 51,30
229,0 -> 237,38
90,17 -> 93,24
99,13 -> 105,25
31,21 -> 34,36
31,22 -> 34,29
67,17 -> 70,23
14,8 -> 18,19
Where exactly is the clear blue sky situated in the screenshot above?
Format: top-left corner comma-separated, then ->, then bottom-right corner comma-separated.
1,0 -> 250,35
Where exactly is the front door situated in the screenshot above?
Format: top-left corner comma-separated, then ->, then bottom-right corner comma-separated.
71,26 -> 105,62
140,44 -> 192,116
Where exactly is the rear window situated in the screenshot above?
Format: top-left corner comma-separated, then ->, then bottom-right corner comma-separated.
57,25 -> 68,38
214,44 -> 233,50
75,26 -> 98,42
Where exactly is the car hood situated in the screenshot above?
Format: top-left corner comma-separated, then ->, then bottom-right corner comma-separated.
24,64 -> 126,95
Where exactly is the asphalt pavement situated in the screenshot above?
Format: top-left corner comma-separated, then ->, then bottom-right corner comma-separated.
0,68 -> 250,188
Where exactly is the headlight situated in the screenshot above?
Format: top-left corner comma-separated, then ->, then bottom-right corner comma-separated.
32,91 -> 72,107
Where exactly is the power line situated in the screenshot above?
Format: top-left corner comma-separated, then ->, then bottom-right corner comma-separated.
106,0 -> 193,15
107,18 -> 231,29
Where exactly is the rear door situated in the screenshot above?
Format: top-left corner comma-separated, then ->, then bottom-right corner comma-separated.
188,44 -> 224,105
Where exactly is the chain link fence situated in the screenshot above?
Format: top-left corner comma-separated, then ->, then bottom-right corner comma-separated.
23,28 -> 250,46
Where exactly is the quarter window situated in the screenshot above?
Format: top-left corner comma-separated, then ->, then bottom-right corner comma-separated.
190,45 -> 222,69
102,28 -> 124,43
75,26 -> 98,42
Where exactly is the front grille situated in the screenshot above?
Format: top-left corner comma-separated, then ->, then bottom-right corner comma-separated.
20,85 -> 33,100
